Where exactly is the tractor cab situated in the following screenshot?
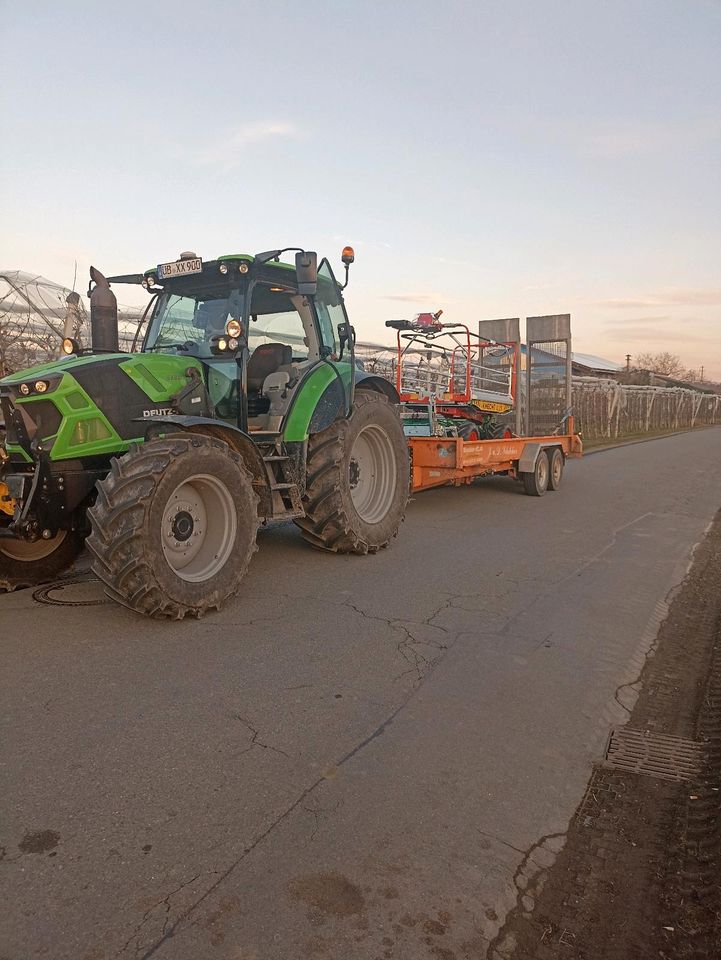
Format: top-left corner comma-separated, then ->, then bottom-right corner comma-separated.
135,251 -> 349,433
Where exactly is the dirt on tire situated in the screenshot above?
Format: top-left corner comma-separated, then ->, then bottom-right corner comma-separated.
86,433 -> 258,619
295,389 -> 409,555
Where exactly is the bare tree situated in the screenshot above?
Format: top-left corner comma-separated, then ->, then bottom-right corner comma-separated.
634,351 -> 687,378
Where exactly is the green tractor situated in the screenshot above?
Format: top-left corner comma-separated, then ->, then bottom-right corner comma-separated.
0,247 -> 409,617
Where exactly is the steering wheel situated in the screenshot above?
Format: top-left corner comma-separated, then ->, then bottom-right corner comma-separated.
178,340 -> 212,358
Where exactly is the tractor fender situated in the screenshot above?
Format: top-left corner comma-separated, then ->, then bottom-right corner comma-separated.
285,363 -> 401,440
137,415 -> 272,514
307,372 -> 401,435
354,372 -> 400,404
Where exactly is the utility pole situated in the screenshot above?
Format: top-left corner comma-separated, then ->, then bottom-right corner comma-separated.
625,354 -> 631,371
700,366 -> 704,382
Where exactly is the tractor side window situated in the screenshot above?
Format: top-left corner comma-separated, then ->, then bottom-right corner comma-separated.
314,259 -> 345,357
248,284 -> 316,360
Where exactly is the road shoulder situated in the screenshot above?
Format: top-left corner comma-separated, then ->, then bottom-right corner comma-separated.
490,508 -> 721,959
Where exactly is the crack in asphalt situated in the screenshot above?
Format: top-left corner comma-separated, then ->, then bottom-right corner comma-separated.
475,828 -> 527,857
117,873 -> 202,958
339,597 -> 451,686
486,831 -> 567,960
301,797 -> 345,841
489,512 -> 656,638
232,713 -> 290,758
135,770 -> 327,959
132,593 -> 468,958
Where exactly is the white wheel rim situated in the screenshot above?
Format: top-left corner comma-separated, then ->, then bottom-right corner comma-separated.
161,473 -> 237,582
1,530 -> 67,562
349,424 -> 398,524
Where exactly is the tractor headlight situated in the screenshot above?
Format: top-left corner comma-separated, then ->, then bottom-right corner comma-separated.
239,262 -> 249,274
219,263 -> 229,275
19,383 -> 30,396
34,380 -> 48,393
226,319 -> 242,338
217,338 -> 228,352
228,337 -> 239,351
62,337 -> 79,355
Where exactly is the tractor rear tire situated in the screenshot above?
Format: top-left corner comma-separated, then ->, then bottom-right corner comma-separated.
0,528 -> 84,592
484,420 -> 507,440
295,389 -> 409,554
87,434 -> 259,618
457,421 -> 481,442
458,419 -> 505,440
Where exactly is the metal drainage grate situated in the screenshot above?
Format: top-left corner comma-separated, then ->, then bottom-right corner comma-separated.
605,727 -> 705,782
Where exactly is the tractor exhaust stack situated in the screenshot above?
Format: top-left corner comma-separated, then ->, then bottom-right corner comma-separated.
89,266 -> 119,352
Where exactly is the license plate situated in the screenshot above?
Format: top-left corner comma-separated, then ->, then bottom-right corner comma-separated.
157,257 -> 203,279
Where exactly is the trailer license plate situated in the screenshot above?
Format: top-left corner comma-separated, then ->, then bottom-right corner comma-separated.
157,258 -> 203,279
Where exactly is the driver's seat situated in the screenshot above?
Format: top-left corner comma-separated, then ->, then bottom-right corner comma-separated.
247,343 -> 292,392
247,343 -> 292,418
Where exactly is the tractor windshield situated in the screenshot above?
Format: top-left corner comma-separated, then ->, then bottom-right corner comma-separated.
144,287 -> 245,355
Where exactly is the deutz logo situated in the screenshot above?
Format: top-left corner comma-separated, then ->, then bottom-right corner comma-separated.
142,408 -> 174,417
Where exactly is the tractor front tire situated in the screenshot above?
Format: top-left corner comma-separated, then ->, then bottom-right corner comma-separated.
0,528 -> 84,592
87,434 -> 259,618
296,389 -> 409,554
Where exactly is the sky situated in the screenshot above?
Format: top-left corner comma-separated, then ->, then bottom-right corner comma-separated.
2,0 -> 720,377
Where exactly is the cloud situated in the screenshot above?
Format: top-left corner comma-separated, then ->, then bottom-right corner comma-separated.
584,128 -> 657,159
590,290 -> 721,308
604,327 -> 714,344
578,115 -> 721,160
196,121 -> 299,170
603,315 -> 672,325
383,293 -> 445,303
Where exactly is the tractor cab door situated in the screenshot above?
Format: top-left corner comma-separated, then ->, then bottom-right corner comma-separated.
245,281 -> 317,431
314,259 -> 348,360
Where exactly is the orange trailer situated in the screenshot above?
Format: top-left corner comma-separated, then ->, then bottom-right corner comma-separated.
386,311 -> 583,496
408,418 -> 583,496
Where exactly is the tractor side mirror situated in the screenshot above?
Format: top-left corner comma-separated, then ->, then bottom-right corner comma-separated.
337,321 -> 356,360
295,251 -> 317,295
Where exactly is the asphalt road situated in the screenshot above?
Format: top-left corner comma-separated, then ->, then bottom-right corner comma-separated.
2,428 -> 721,960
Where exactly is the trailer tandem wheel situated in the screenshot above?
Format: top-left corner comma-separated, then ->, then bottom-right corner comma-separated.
522,449 -> 550,497
548,448 -> 564,491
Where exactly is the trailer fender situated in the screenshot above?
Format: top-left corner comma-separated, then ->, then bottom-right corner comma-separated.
518,441 -> 562,475
518,442 -> 543,474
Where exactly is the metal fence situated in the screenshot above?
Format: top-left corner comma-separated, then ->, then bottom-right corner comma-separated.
571,378 -> 721,441
359,344 -> 721,439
